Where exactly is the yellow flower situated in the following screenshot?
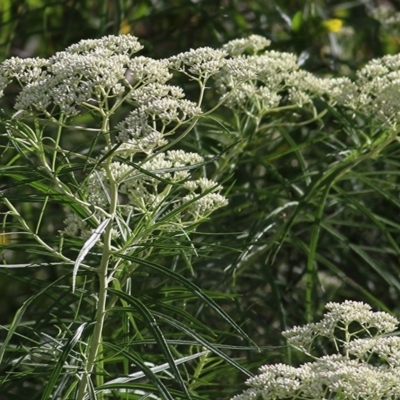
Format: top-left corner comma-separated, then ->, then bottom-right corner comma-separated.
322,18 -> 343,33
119,19 -> 131,35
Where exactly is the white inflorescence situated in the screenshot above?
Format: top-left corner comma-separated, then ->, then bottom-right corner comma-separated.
76,148 -> 226,237
5,34 -> 400,240
0,35 -> 144,118
214,46 -> 353,116
0,34 -> 232,238
325,54 -> 400,127
232,301 -> 400,400
222,35 -> 271,57
168,47 -> 228,79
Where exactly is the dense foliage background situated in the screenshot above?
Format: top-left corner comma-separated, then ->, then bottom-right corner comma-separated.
1,0 -> 400,399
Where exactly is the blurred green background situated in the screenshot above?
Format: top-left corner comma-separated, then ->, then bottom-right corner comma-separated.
0,0 -> 394,63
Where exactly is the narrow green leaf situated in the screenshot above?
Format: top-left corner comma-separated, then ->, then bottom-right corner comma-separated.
101,351 -> 208,385
41,323 -> 87,400
115,254 -> 258,349
153,311 -> 253,378
98,342 -> 175,400
108,288 -> 192,399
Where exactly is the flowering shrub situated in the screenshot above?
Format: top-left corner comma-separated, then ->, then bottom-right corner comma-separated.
0,34 -> 239,399
2,32 -> 400,399
0,35 -> 228,235
232,301 -> 400,400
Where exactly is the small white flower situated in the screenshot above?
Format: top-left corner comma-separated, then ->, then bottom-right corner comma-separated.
116,109 -> 168,155
282,323 -> 318,352
181,193 -> 228,220
63,213 -> 87,237
0,57 -> 49,84
131,83 -> 185,105
214,51 -> 300,114
168,47 -> 227,78
222,35 -> 271,56
65,34 -> 143,56
128,56 -> 171,83
143,97 -> 202,123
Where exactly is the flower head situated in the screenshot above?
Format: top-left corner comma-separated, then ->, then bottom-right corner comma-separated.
222,35 -> 271,56
234,302 -> 400,400
168,47 -> 227,79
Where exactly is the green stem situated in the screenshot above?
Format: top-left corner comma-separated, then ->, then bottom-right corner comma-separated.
76,117 -> 117,400
52,116 -> 64,171
305,184 -> 330,322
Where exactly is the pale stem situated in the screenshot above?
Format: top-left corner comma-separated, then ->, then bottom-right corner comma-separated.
76,116 -> 117,400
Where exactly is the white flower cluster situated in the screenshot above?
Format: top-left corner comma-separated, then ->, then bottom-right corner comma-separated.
115,97 -> 201,156
10,34 -> 400,241
282,300 -> 398,354
0,35 -> 144,118
168,47 -> 228,79
0,34 -> 202,131
222,35 -> 271,57
0,35 -> 231,238
214,40 -> 334,114
327,54 -> 400,127
116,150 -> 227,225
211,34 -> 400,125
355,54 -> 400,125
117,150 -> 205,216
0,34 -> 230,238
232,301 -> 400,400
64,149 -> 227,237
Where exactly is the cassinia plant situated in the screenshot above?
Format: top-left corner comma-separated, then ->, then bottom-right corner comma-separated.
0,34 -> 239,399
232,301 -> 400,400
2,33 -> 400,398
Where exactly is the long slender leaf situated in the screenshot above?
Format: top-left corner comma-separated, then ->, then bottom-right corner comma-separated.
114,254 -> 258,349
108,288 -> 192,399
41,323 -> 87,400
